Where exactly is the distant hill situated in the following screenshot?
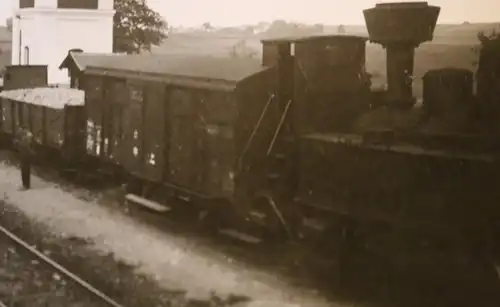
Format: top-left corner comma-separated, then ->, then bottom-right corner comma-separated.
153,22 -> 499,99
323,22 -> 499,44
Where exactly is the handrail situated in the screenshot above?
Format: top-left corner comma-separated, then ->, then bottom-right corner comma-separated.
266,99 -> 292,156
236,93 -> 275,173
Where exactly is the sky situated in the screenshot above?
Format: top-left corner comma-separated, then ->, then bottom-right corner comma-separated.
1,0 -> 499,27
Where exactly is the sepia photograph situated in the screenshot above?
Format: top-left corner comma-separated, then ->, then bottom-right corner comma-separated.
0,0 -> 499,306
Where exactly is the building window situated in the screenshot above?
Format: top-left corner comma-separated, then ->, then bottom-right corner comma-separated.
57,0 -> 98,9
20,0 -> 35,8
24,46 -> 30,65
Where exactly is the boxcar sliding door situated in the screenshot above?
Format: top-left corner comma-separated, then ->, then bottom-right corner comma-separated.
84,76 -> 105,157
167,88 -> 206,192
141,83 -> 167,182
121,80 -> 145,175
103,78 -> 127,163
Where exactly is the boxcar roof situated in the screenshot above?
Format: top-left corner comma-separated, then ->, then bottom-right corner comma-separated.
59,52 -> 128,71
0,87 -> 84,109
61,52 -> 267,84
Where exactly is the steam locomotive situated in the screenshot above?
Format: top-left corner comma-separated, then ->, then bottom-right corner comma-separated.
1,1 -> 499,298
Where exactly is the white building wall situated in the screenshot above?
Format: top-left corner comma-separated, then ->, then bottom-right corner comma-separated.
11,1 -> 115,85
99,0 -> 114,10
36,0 -> 57,8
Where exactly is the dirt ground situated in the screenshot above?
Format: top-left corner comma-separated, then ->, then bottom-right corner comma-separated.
0,159 -> 339,307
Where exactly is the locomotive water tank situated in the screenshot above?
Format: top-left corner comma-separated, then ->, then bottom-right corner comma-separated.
364,2 -> 440,108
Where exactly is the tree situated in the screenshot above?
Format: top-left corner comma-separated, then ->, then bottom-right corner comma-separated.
113,0 -> 168,54
202,22 -> 213,32
338,24 -> 346,34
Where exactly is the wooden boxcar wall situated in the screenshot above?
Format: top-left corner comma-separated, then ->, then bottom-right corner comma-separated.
121,80 -> 145,175
1,96 -> 84,160
118,79 -> 241,198
83,70 -> 277,199
199,90 -> 238,196
1,98 -> 15,135
168,88 -> 204,191
63,105 -> 86,161
103,77 -> 127,163
83,75 -> 105,157
120,80 -> 167,182
167,87 -> 237,197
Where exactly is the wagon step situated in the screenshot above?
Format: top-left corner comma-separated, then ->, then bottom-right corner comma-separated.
125,193 -> 171,213
218,228 -> 262,244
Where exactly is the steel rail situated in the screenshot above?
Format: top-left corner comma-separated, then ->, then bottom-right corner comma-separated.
0,225 -> 126,307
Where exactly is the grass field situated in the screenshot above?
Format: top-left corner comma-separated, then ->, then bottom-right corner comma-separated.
154,23 -> 499,98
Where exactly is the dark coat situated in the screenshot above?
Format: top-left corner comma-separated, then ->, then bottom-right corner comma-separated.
15,128 -> 35,158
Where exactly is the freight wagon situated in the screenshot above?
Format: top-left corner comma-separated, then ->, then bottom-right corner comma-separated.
0,87 -> 85,168
60,52 -> 288,231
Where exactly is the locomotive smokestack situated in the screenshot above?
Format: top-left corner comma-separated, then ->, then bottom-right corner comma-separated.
363,2 -> 440,108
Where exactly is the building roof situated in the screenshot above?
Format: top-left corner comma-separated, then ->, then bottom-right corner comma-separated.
60,52 -> 267,84
0,87 -> 84,109
59,52 -> 123,71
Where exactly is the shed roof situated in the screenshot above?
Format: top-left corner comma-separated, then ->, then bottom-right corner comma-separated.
59,52 -> 125,71
0,87 -> 84,109
60,52 -> 267,83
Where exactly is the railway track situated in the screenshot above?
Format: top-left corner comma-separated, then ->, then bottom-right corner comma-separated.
0,225 -> 125,307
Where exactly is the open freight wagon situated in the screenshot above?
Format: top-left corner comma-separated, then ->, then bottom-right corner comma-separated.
0,87 -> 86,166
78,54 -> 280,215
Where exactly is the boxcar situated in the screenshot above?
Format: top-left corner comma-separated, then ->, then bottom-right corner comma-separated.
0,87 -> 86,165
74,54 -> 280,214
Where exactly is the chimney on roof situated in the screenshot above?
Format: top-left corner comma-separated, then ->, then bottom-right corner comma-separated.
68,48 -> 84,55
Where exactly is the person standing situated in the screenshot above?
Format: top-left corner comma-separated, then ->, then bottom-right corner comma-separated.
14,127 -> 34,190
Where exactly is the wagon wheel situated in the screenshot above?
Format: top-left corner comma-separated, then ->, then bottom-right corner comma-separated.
250,193 -> 293,242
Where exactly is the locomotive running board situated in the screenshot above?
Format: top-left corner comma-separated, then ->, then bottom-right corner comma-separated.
125,194 -> 171,213
218,228 -> 262,244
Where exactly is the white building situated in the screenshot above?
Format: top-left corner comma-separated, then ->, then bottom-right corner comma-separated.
11,0 -> 115,85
